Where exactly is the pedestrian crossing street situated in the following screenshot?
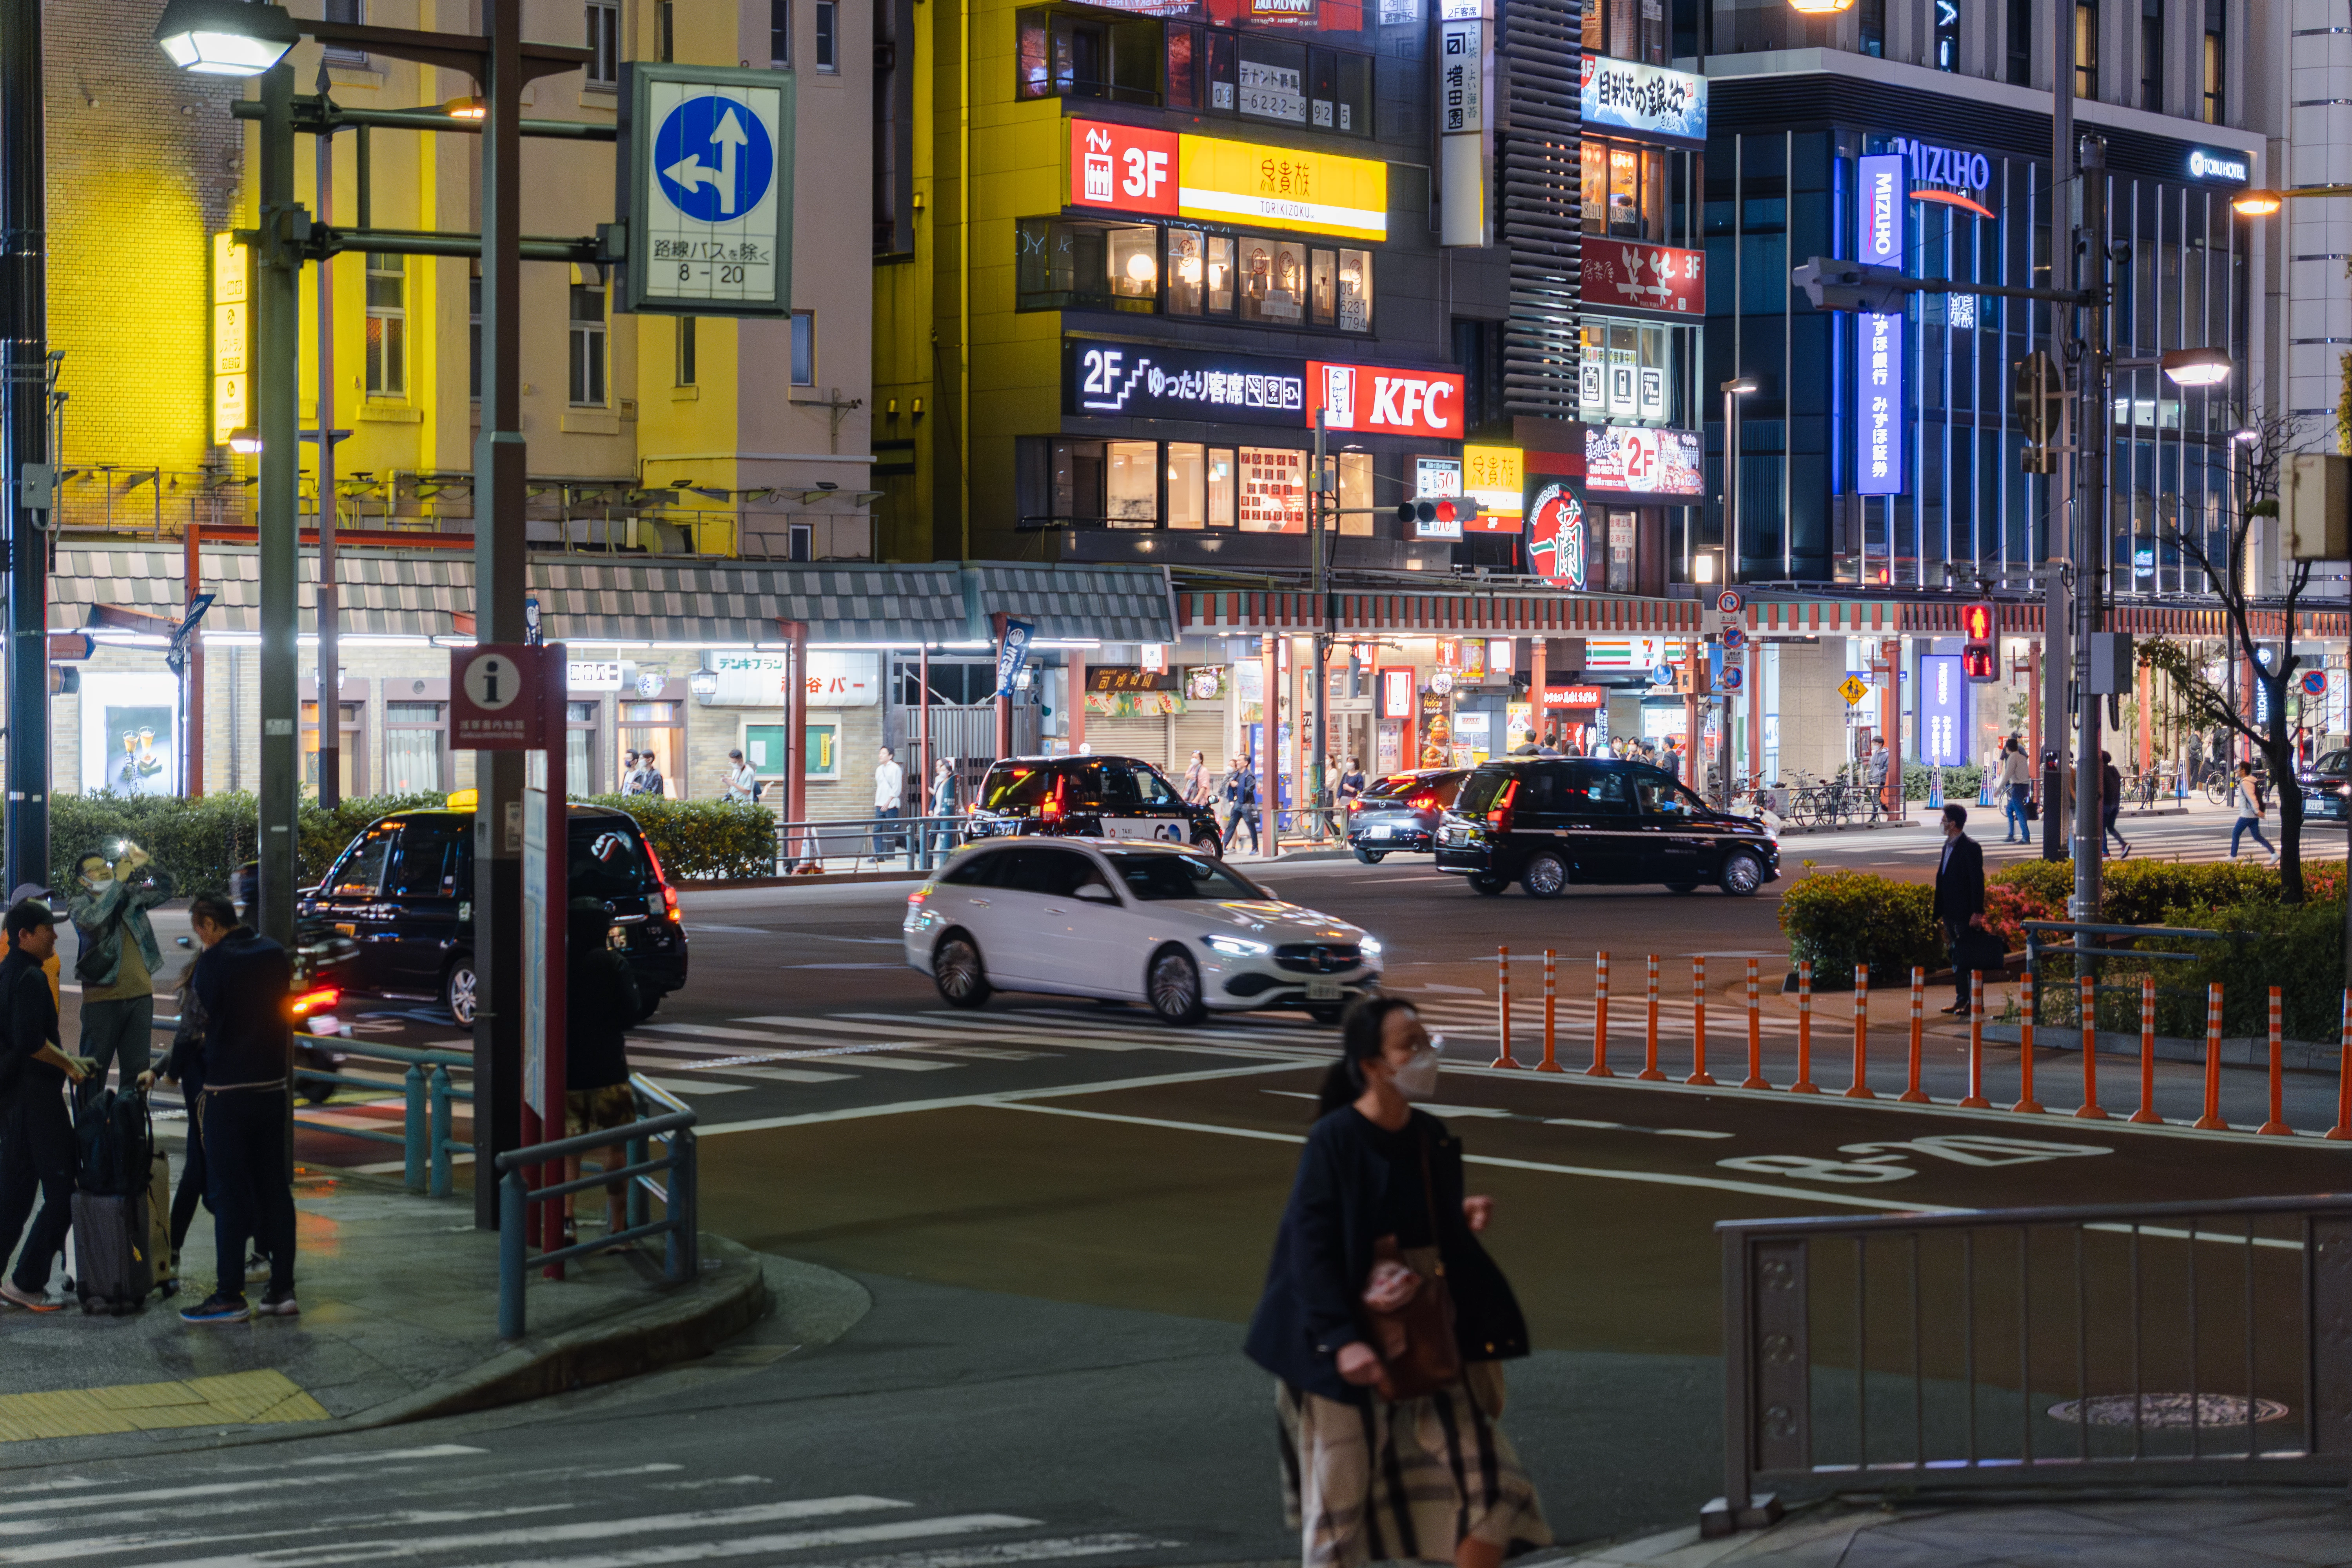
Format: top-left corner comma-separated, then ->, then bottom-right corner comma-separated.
0,1444 -> 1178,1567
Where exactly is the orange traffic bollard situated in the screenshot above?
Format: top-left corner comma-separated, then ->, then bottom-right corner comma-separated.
2194,982 -> 2227,1130
1639,954 -> 1665,1082
2259,986 -> 2292,1136
1791,960 -> 1820,1093
1960,971 -> 1991,1108
1588,952 -> 1614,1078
1899,967 -> 1929,1103
1492,947 -> 1519,1068
2011,974 -> 2045,1113
1536,950 -> 1563,1072
1740,957 -> 1771,1090
1844,965 -> 1874,1099
2074,971 -> 2108,1120
1686,955 -> 1716,1086
2328,989 -> 2351,1142
2128,973 -> 2161,1124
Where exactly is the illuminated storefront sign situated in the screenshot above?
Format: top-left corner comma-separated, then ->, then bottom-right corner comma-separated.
1308,359 -> 1466,439
1064,338 -> 1463,441
1919,654 -> 1967,766
1878,134 -> 1993,216
211,232 -> 248,447
1542,684 -> 1609,710
1525,483 -> 1586,587
1578,57 -> 1706,145
1584,425 -> 1703,495
2187,147 -> 2249,183
1856,152 -> 1906,497
1580,240 -> 1704,317
1461,444 -> 1523,531
1067,119 -> 1388,242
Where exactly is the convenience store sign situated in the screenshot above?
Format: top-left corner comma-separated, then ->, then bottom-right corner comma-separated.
1069,119 -> 1388,243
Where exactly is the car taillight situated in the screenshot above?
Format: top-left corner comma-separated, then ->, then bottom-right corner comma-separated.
640,839 -> 681,920
1044,779 -> 1065,820
289,985 -> 339,1020
1408,793 -> 1436,811
1487,780 -> 1519,834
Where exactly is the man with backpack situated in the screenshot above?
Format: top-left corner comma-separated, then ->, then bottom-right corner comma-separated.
66,841 -> 173,1105
0,898 -> 94,1310
1221,753 -> 1259,855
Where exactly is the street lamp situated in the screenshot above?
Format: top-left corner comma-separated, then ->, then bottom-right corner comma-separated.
2158,347 -> 2234,388
153,0 -> 299,76
1785,0 -> 1855,12
1720,377 -> 1759,584
2231,185 -> 2352,218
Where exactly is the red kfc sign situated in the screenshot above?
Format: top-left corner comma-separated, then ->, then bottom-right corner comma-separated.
1307,360 -> 1466,440
1069,120 -> 1180,217
1580,240 -> 1705,317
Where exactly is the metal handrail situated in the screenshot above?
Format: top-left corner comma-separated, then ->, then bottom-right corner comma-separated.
1710,1191 -> 2352,1538
2021,918 -> 2239,1027
492,1098 -> 699,1339
772,812 -> 973,876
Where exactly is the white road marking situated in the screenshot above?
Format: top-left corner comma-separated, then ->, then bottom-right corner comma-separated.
811,1536 -> 1182,1568
708,1065 -> 857,1085
692,1060 -> 1314,1138
635,1076 -> 753,1097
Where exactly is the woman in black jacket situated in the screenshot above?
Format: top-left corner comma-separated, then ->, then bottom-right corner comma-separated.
1245,996 -> 1549,1568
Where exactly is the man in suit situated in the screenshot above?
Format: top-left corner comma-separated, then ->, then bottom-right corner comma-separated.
1935,802 -> 1988,1014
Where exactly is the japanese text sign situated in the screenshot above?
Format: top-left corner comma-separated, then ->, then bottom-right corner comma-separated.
618,64 -> 795,319
1067,119 -> 1389,242
1579,240 -> 1705,317
1579,56 -> 1706,145
451,644 -> 550,751
1856,152 -> 1906,496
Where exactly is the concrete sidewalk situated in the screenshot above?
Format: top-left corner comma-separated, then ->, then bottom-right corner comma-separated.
0,1168 -> 785,1469
1550,1490 -> 2352,1566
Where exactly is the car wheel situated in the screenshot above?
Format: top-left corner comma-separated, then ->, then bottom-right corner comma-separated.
1192,824 -> 1224,859
1720,851 -> 1764,897
1469,873 -> 1508,896
1354,848 -> 1387,864
1521,851 -> 1568,899
1664,881 -> 1699,895
1147,946 -> 1207,1025
443,959 -> 478,1028
933,932 -> 991,1008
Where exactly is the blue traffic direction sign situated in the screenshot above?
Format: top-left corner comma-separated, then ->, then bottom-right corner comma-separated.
1651,662 -> 1676,686
654,93 -> 776,223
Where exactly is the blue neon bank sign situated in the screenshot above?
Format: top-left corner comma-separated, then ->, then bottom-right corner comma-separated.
1855,152 -> 1905,497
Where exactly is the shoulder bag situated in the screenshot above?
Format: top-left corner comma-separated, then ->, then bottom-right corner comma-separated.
1357,1133 -> 1463,1402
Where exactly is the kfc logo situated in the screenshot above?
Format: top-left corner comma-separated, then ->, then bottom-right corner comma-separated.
1309,361 -> 1465,439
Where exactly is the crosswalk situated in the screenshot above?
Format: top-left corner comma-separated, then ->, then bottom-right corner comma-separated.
0,1446 -> 1178,1567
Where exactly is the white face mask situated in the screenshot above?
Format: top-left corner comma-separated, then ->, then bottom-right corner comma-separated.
81,867 -> 110,888
1391,1034 -> 1443,1101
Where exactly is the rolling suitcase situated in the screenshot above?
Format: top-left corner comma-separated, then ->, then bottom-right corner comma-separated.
69,1089 -> 164,1313
146,1150 -> 175,1297
70,1189 -> 154,1314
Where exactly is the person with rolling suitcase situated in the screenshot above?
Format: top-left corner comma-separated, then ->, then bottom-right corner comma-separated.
0,898 -> 94,1312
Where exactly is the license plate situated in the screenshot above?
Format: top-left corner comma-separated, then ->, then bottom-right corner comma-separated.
1372,825 -> 1392,839
1306,977 -> 1342,1000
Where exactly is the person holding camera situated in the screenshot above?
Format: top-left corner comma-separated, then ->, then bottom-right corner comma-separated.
66,841 -> 173,1103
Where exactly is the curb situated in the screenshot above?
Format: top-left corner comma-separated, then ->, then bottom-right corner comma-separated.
1981,1022 -> 2343,1074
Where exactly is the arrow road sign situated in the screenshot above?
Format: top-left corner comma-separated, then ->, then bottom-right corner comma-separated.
655,97 -> 773,223
620,64 -> 795,318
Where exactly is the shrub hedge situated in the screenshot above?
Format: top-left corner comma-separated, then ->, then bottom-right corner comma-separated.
576,794 -> 777,880
1775,862 -> 1946,982
1901,761 -> 1984,802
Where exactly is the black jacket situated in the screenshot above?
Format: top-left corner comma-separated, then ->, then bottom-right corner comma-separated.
189,927 -> 292,1090
0,949 -> 61,1098
1933,832 -> 1986,924
1244,1107 -> 1529,1404
566,947 -> 643,1093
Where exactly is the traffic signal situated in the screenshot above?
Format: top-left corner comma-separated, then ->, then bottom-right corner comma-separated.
1960,601 -> 1998,683
1396,497 -> 1484,526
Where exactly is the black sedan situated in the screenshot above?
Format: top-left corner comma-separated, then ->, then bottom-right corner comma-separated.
1433,756 -> 1781,897
967,755 -> 1226,855
1345,768 -> 1469,863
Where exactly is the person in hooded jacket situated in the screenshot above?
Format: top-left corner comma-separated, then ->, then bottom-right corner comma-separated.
1244,995 -> 1550,1568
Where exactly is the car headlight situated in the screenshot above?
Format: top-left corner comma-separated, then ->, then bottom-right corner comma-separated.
1359,936 -> 1383,958
1203,935 -> 1271,958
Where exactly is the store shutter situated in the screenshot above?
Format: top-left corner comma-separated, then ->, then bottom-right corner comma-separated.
1085,716 -> 1174,771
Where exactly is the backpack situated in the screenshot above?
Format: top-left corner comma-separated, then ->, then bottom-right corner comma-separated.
75,1088 -> 152,1197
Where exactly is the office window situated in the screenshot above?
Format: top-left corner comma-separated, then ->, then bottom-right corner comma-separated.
1860,0 -> 1885,56
771,0 -> 790,63
2203,0 -> 2223,121
1166,227 -> 1204,314
569,272 -> 607,406
1934,0 -> 1958,69
2008,0 -> 2033,83
676,316 -> 697,387
2076,0 -> 2098,96
1015,8 -> 1161,103
1106,441 -> 1157,526
365,252 -> 405,397
1238,34 -> 1305,123
466,267 -> 481,401
657,0 -> 675,62
585,1 -> 620,87
321,0 -> 366,64
2141,0 -> 2162,109
791,311 -> 815,385
815,0 -> 838,71
385,702 -> 447,794
1167,443 -> 1206,528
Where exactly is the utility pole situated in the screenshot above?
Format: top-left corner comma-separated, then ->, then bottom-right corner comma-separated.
2071,131 -> 2109,923
2041,0 -> 2075,866
1309,409 -> 1328,842
472,0 -> 530,1228
314,65 -> 340,809
0,0 -> 47,898
256,64 -> 301,945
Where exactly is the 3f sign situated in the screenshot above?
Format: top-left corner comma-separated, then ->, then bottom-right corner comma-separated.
1123,145 -> 1170,200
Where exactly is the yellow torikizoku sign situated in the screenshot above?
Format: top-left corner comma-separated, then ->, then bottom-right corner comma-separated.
1068,119 -> 1388,243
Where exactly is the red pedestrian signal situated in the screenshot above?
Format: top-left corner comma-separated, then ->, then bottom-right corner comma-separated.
1961,601 -> 1998,683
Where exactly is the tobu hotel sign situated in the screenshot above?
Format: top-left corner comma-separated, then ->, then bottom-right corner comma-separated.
1581,240 -> 1705,317
1066,337 -> 1463,439
1068,120 -> 1388,242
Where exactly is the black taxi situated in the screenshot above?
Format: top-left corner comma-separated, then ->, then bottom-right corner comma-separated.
1432,757 -> 1780,897
297,798 -> 688,1026
1345,768 -> 1469,862
967,755 -> 1225,855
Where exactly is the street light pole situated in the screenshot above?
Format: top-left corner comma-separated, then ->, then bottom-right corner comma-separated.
2071,131 -> 2109,923
2042,0 -> 2077,868
314,64 -> 339,809
256,62 -> 301,945
0,0 -> 47,900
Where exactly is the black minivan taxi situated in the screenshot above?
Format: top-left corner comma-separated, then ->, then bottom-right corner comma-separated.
968,755 -> 1225,855
1432,756 -> 1781,897
297,801 -> 688,1026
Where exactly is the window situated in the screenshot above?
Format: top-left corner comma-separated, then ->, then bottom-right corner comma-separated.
365,252 -> 405,397
1327,450 -> 1374,535
771,0 -> 789,64
1106,440 -> 1157,526
1310,248 -> 1336,327
321,0 -> 365,64
676,316 -> 697,387
2008,0 -> 2033,83
1934,0 -> 1958,69
1238,34 -> 1305,123
791,311 -> 815,385
1310,49 -> 1371,133
1166,26 -> 1198,109
385,701 -> 446,794
569,273 -> 607,406
1238,446 -> 1305,532
1859,0 -> 1885,56
1207,446 -> 1236,526
1606,509 -> 1636,591
1015,8 -> 1160,103
1338,248 -> 1371,332
466,268 -> 481,401
1581,141 -> 1667,241
1015,218 -> 1158,311
1167,443 -> 1206,528
1577,320 -> 1675,424
1206,235 -> 1235,313
815,0 -> 837,71
566,701 -> 597,792
803,719 -> 841,780
1040,438 -> 1105,524
384,818 -> 464,899
2076,0 -> 2098,96
585,0 -> 620,87
1238,236 -> 1308,324
656,0 -> 675,62
2141,0 -> 2162,109
2202,0 -> 2223,121
1580,0 -> 1664,62
1167,227 -> 1205,314
301,700 -> 364,799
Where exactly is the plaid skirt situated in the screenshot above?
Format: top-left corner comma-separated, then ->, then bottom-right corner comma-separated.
1278,1363 -> 1552,1568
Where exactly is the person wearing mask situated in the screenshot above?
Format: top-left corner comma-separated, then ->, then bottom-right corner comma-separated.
1245,997 -> 1549,1566
2230,760 -> 2276,861
722,748 -> 759,803
928,757 -> 962,858
2100,750 -> 2131,859
1338,756 -> 1367,819
1222,754 -> 1259,855
1864,737 -> 1893,824
870,745 -> 905,861
1934,804 -> 1988,1015
564,897 -> 644,1250
1181,750 -> 1209,806
619,750 -> 639,793
178,892 -> 297,1324
66,842 -> 173,1104
0,900 -> 93,1311
1998,737 -> 2034,843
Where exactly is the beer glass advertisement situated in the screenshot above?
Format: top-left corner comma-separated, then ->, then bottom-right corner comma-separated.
80,671 -> 180,798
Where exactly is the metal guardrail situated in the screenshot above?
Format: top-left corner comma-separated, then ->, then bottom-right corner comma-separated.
1709,1192 -> 2352,1537
492,1076 -> 699,1339
2022,919 -> 2236,1027
771,813 -> 972,876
